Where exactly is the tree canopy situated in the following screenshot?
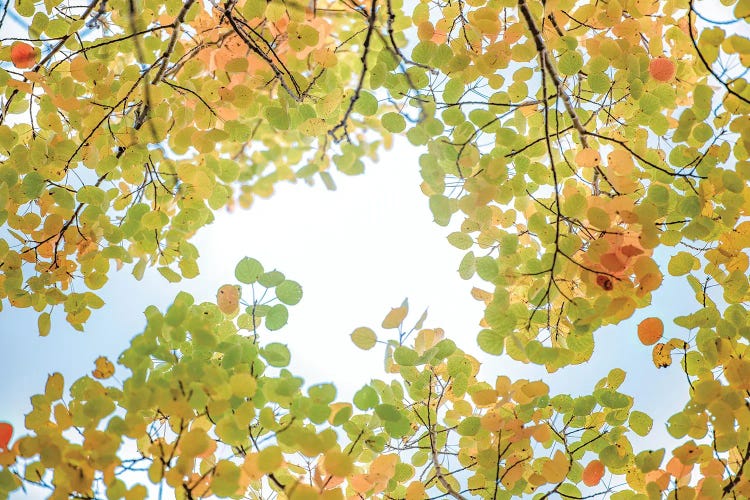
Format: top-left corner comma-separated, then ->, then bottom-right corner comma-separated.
1,0 -> 750,498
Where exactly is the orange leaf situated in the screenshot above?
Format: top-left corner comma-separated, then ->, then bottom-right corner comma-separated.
649,57 -> 675,82
10,42 -> 37,69
217,284 -> 240,315
575,148 -> 601,168
666,456 -> 693,478
638,317 -> 663,345
582,459 -> 605,487
0,423 -> 12,450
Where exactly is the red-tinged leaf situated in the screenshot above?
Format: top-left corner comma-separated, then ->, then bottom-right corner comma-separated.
10,42 -> 37,69
582,459 -> 605,487
648,57 -> 675,82
0,423 -> 12,450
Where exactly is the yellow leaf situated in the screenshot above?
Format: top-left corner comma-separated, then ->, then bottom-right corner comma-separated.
541,450 -> 569,484
575,148 -> 602,168
45,372 -> 64,401
92,356 -> 115,379
405,481 -> 426,500
382,303 -> 408,329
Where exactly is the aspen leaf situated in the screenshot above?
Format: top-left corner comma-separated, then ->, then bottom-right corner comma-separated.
575,148 -> 601,167
10,42 -> 37,69
217,284 -> 240,315
212,460 -> 241,497
582,459 -> 605,486
382,301 -> 408,329
652,343 -> 672,368
665,456 -> 692,478
542,450 -> 569,484
265,304 -> 288,331
92,356 -> 115,379
649,57 -> 676,82
38,313 -> 51,337
351,327 -> 377,350
629,410 -> 653,436
235,257 -> 263,284
0,423 -> 12,450
558,50 -> 583,75
637,317 -> 663,345
324,449 -> 353,477
45,373 -> 64,401
258,446 -> 282,473
405,481 -> 426,500
276,280 -> 302,305
261,343 -> 290,367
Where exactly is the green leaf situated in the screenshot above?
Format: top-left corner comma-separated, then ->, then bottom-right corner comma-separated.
276,280 -> 302,305
353,385 -> 379,410
629,410 -> 653,436
477,329 -> 504,355
382,112 -> 406,133
258,270 -> 285,287
235,257 -> 264,284
558,50 -> 583,75
261,343 -> 291,367
351,327 -> 377,350
354,91 -> 378,116
265,304 -> 288,331
374,403 -> 401,421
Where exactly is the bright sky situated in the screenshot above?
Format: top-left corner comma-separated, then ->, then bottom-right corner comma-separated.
2,139 -> 694,463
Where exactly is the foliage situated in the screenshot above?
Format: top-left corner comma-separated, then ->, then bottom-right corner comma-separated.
0,0 -> 749,498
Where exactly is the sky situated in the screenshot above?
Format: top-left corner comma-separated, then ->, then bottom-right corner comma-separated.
1,137 -> 695,461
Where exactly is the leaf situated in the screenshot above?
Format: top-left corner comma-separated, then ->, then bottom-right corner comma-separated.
92,356 -> 115,379
0,423 -> 12,450
382,301 -> 408,329
265,304 -> 288,331
477,329 -> 504,355
261,343 -> 291,367
652,343 -> 672,368
10,42 -> 37,69
351,327 -> 377,350
235,257 -> 264,284
575,148 -> 601,168
382,112 -> 406,133
217,284 -> 240,315
558,50 -> 583,75
629,410 -> 653,436
649,57 -> 676,82
582,460 -> 605,487
276,280 -> 303,305
38,312 -> 51,337
637,317 -> 663,345
45,373 -> 64,401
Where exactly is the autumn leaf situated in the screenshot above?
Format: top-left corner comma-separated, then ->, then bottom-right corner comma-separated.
582,459 -> 605,486
382,300 -> 408,329
0,423 -> 12,450
10,42 -> 37,69
217,284 -> 240,315
638,317 -> 664,345
92,356 -> 115,379
649,57 -> 676,82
